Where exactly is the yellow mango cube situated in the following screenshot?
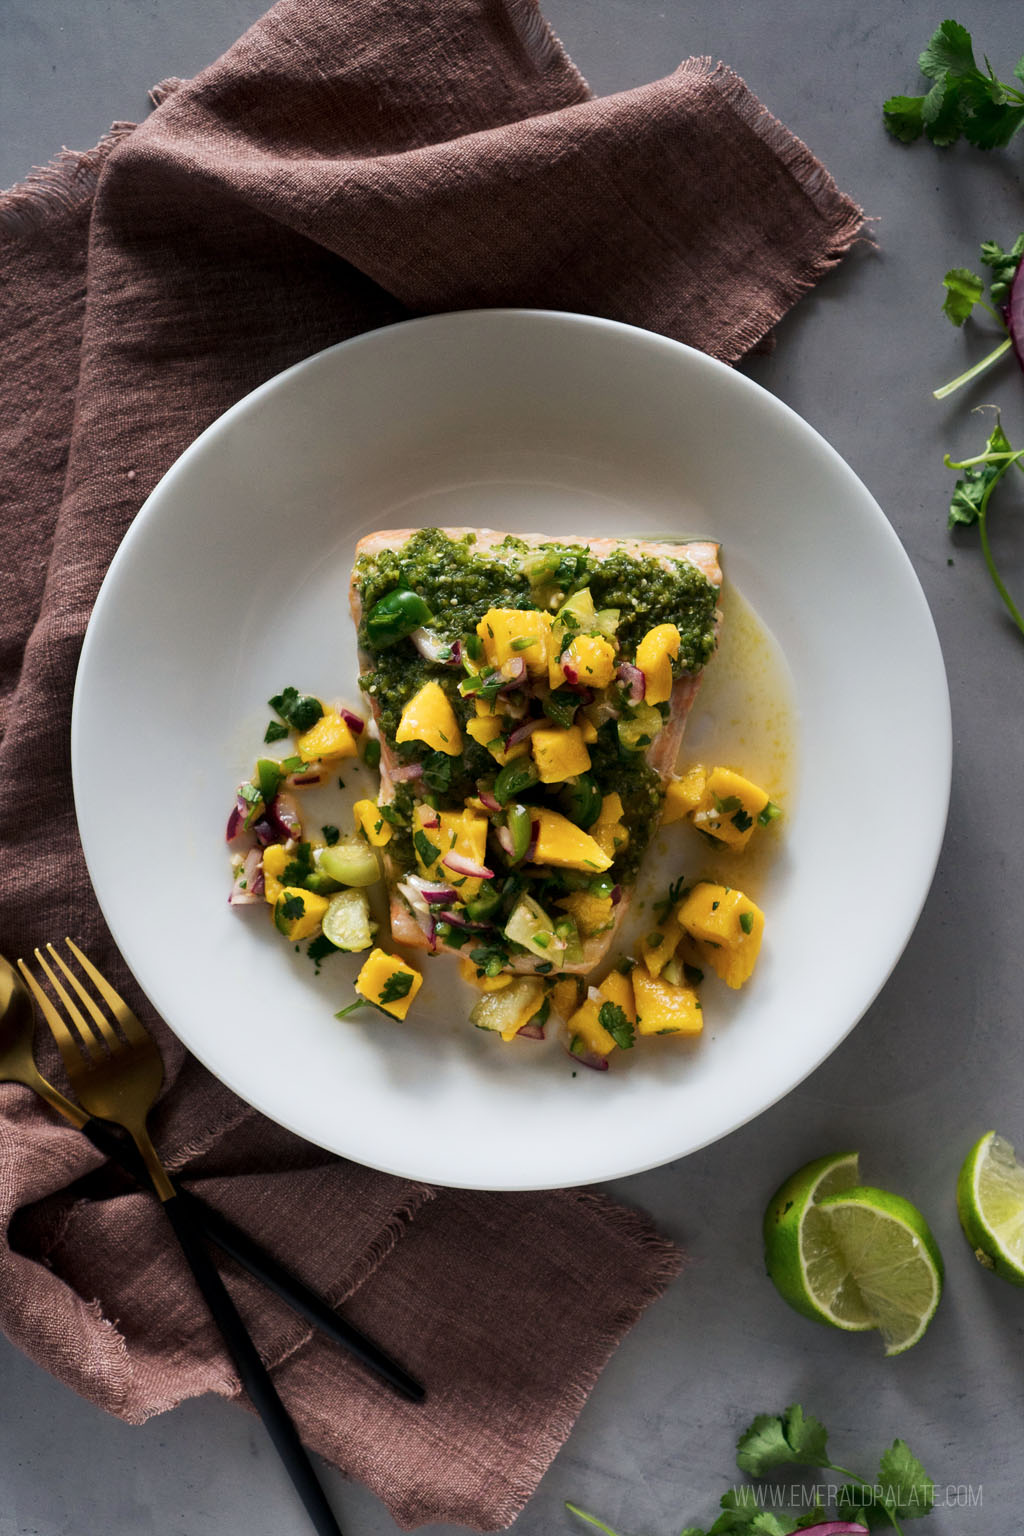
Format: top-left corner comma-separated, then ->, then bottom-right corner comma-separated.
641,912 -> 685,978
662,766 -> 707,825
690,767 -> 771,851
635,623 -> 681,706
416,807 -> 489,899
551,975 -> 584,1022
354,948 -> 423,1020
590,791 -> 629,861
459,958 -> 513,992
273,886 -> 329,941
395,680 -> 462,756
476,608 -> 551,678
562,634 -> 617,688
295,709 -> 359,764
565,999 -> 616,1058
353,798 -> 392,847
632,969 -> 703,1036
677,881 -> 764,989
261,843 -> 289,905
531,724 -> 591,784
531,809 -> 612,873
467,715 -> 502,748
556,890 -> 615,938
597,968 -> 636,1024
579,715 -> 598,744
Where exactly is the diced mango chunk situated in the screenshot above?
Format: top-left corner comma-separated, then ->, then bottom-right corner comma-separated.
556,890 -> 616,938
632,969 -> 704,1036
562,634 -> 617,688
274,886 -> 329,941
296,710 -> 359,763
459,958 -> 513,992
416,807 -> 489,899
690,767 -> 770,852
677,881 -> 764,989
467,715 -> 502,748
354,949 -> 423,1020
262,843 -> 289,905
531,724 -> 591,784
353,798 -> 392,847
578,715 -> 598,744
565,999 -> 616,1058
590,791 -> 629,861
640,912 -> 685,978
551,976 -> 584,1023
597,968 -> 636,1024
395,680 -> 462,756
531,810 -> 612,873
477,609 -> 552,677
635,623 -> 681,706
662,766 -> 707,825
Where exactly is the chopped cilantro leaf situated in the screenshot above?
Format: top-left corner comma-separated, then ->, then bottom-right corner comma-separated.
379,969 -> 414,1005
322,824 -> 340,846
598,1001 -> 635,1050
413,829 -> 441,866
739,911 -> 755,935
264,720 -> 290,744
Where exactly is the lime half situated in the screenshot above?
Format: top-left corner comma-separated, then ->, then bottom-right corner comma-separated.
957,1131 -> 1024,1286
813,1187 -> 944,1355
763,1151 -> 867,1330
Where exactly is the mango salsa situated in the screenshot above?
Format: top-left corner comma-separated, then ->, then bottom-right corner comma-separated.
477,608 -> 552,678
353,798 -> 392,847
632,969 -> 703,1036
531,724 -> 592,784
662,765 -> 707,825
635,623 -> 681,706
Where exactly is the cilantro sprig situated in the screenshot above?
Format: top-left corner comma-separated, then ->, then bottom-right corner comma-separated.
946,414 -> 1024,639
935,235 -> 1023,398
568,1404 -> 935,1536
883,20 -> 1024,150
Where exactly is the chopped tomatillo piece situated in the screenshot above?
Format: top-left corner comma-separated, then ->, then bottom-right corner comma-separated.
506,803 -> 533,862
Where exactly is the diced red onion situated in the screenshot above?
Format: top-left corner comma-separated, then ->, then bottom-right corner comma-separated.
391,762 -> 424,783
446,639 -> 464,668
496,826 -> 516,858
794,1526 -> 868,1536
617,662 -> 646,703
560,654 -> 580,686
438,908 -> 491,931
1009,255 -> 1024,373
610,885 -> 622,906
419,806 -> 440,829
561,1039 -> 609,1072
398,879 -> 430,916
478,790 -> 502,813
525,819 -> 539,864
268,791 -> 302,842
442,851 -> 494,880
425,916 -> 438,951
228,848 -> 264,906
517,1021 -> 546,1040
505,717 -> 542,748
410,628 -> 449,663
499,656 -> 526,684
225,798 -> 248,842
404,874 -> 458,905
339,707 -> 365,735
286,763 -> 326,787
252,815 -> 277,847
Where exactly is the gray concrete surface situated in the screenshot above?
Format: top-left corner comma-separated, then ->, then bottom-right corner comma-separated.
3,1 -> 1024,1532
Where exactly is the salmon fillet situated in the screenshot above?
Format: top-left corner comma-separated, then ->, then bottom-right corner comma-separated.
350,527 -> 722,974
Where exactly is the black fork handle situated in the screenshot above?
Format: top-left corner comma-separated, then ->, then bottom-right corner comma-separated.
162,1193 -> 345,1536
79,1115 -> 423,1401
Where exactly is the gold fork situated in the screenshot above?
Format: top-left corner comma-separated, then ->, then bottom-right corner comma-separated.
19,939 -> 347,1536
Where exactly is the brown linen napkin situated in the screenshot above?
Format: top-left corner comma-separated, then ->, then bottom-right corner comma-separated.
0,0 -> 862,1527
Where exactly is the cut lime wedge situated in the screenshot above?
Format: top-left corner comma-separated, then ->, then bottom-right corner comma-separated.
957,1131 -> 1024,1286
763,1151 -> 867,1330
814,1186 -> 944,1355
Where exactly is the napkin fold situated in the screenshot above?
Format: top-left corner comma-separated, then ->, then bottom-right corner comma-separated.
0,0 -> 862,1527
